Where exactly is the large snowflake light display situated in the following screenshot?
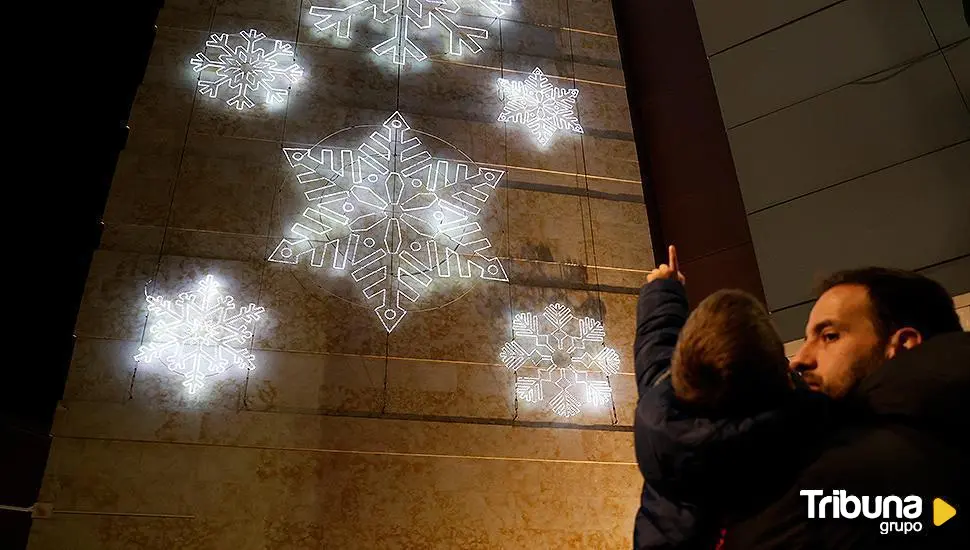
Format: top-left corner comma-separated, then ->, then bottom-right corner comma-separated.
498,67 -> 584,146
500,303 -> 620,417
190,29 -> 304,110
270,111 -> 508,332
134,275 -> 265,394
309,0 -> 512,65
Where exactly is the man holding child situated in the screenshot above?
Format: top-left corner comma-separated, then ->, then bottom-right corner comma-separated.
633,245 -> 968,549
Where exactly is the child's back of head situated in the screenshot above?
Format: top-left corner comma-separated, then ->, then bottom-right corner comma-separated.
672,289 -> 792,416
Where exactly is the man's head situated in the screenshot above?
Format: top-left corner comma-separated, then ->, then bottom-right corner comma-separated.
791,267 -> 962,399
672,289 -> 791,415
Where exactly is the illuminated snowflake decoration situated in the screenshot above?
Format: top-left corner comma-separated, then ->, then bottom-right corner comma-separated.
270,111 -> 508,332
309,0 -> 512,65
190,29 -> 304,110
498,67 -> 584,146
500,303 -> 620,417
134,275 -> 265,394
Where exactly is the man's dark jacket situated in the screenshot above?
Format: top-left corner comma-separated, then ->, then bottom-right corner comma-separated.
724,330 -> 970,549
633,280 -> 827,549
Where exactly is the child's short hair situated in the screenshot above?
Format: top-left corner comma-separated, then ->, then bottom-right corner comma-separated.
671,289 -> 791,415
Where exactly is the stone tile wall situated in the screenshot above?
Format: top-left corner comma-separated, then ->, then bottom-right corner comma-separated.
29,1 -> 650,548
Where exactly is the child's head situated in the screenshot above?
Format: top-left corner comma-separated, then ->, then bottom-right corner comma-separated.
671,289 -> 792,415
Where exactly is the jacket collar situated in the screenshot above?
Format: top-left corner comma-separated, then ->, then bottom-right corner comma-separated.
848,331 -> 970,437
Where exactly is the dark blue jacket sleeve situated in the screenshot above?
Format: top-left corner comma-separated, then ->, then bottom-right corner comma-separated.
634,279 -> 688,396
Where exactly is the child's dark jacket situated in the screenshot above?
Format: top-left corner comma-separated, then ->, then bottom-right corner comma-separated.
632,280 -> 828,550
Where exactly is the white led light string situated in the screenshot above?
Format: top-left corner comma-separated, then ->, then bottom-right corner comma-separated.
130,1 -> 622,416
308,0 -> 514,66
497,67 -> 585,146
500,303 -> 620,418
269,111 -> 509,332
190,29 -> 304,110
130,24 -> 286,396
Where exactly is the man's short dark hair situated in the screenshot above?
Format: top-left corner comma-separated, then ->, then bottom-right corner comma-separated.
817,267 -> 962,341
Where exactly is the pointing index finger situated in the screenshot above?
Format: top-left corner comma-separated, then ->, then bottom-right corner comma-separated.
669,245 -> 679,273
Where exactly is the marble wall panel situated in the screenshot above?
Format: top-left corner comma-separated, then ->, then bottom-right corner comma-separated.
581,135 -> 642,191
398,61 -> 505,123
577,80 -> 634,137
588,196 -> 652,270
209,11 -> 299,42
215,0 -> 302,27
506,124 -> 587,188
599,290 -> 638,376
386,278 -> 513,365
99,224 -> 166,255
31,443 -> 641,549
40,0 -> 649,547
566,0 -> 618,36
169,151 -> 280,236
124,83 -> 196,154
51,401 -> 638,463
157,0 -> 217,31
246,350 -> 386,413
508,187 -> 591,265
142,27 -> 209,91
385,358 -> 515,419
102,148 -> 182,227
62,338 -> 139,404
516,0 -> 568,28
74,250 -> 158,341
254,262 -> 391,355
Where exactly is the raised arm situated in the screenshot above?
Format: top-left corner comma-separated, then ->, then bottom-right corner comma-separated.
634,245 -> 688,395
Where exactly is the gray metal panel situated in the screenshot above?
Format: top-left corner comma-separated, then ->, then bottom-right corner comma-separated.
710,0 -> 937,128
730,54 -> 970,213
769,256 -> 970,342
750,141 -> 970,310
771,301 -> 817,342
692,0 -> 841,54
919,254 -> 970,297
946,39 -> 970,105
918,0 -> 970,46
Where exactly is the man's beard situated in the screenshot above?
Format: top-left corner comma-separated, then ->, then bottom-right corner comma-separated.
825,345 -> 886,399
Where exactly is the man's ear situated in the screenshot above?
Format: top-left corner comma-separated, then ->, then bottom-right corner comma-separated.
885,327 -> 923,359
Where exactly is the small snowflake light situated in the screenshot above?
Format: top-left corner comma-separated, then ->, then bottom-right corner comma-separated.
497,67 -> 585,146
190,29 -> 304,110
309,0 -> 511,66
134,275 -> 265,394
270,111 -> 508,332
500,303 -> 620,418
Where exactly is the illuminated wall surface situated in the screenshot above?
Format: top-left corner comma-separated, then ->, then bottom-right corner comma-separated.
29,1 -> 650,548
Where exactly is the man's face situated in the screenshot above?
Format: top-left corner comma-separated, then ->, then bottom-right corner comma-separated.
790,284 -> 886,399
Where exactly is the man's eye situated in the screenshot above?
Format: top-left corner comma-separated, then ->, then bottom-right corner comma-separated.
822,332 -> 839,342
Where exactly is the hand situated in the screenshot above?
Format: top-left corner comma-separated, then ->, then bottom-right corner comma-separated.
647,245 -> 686,284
